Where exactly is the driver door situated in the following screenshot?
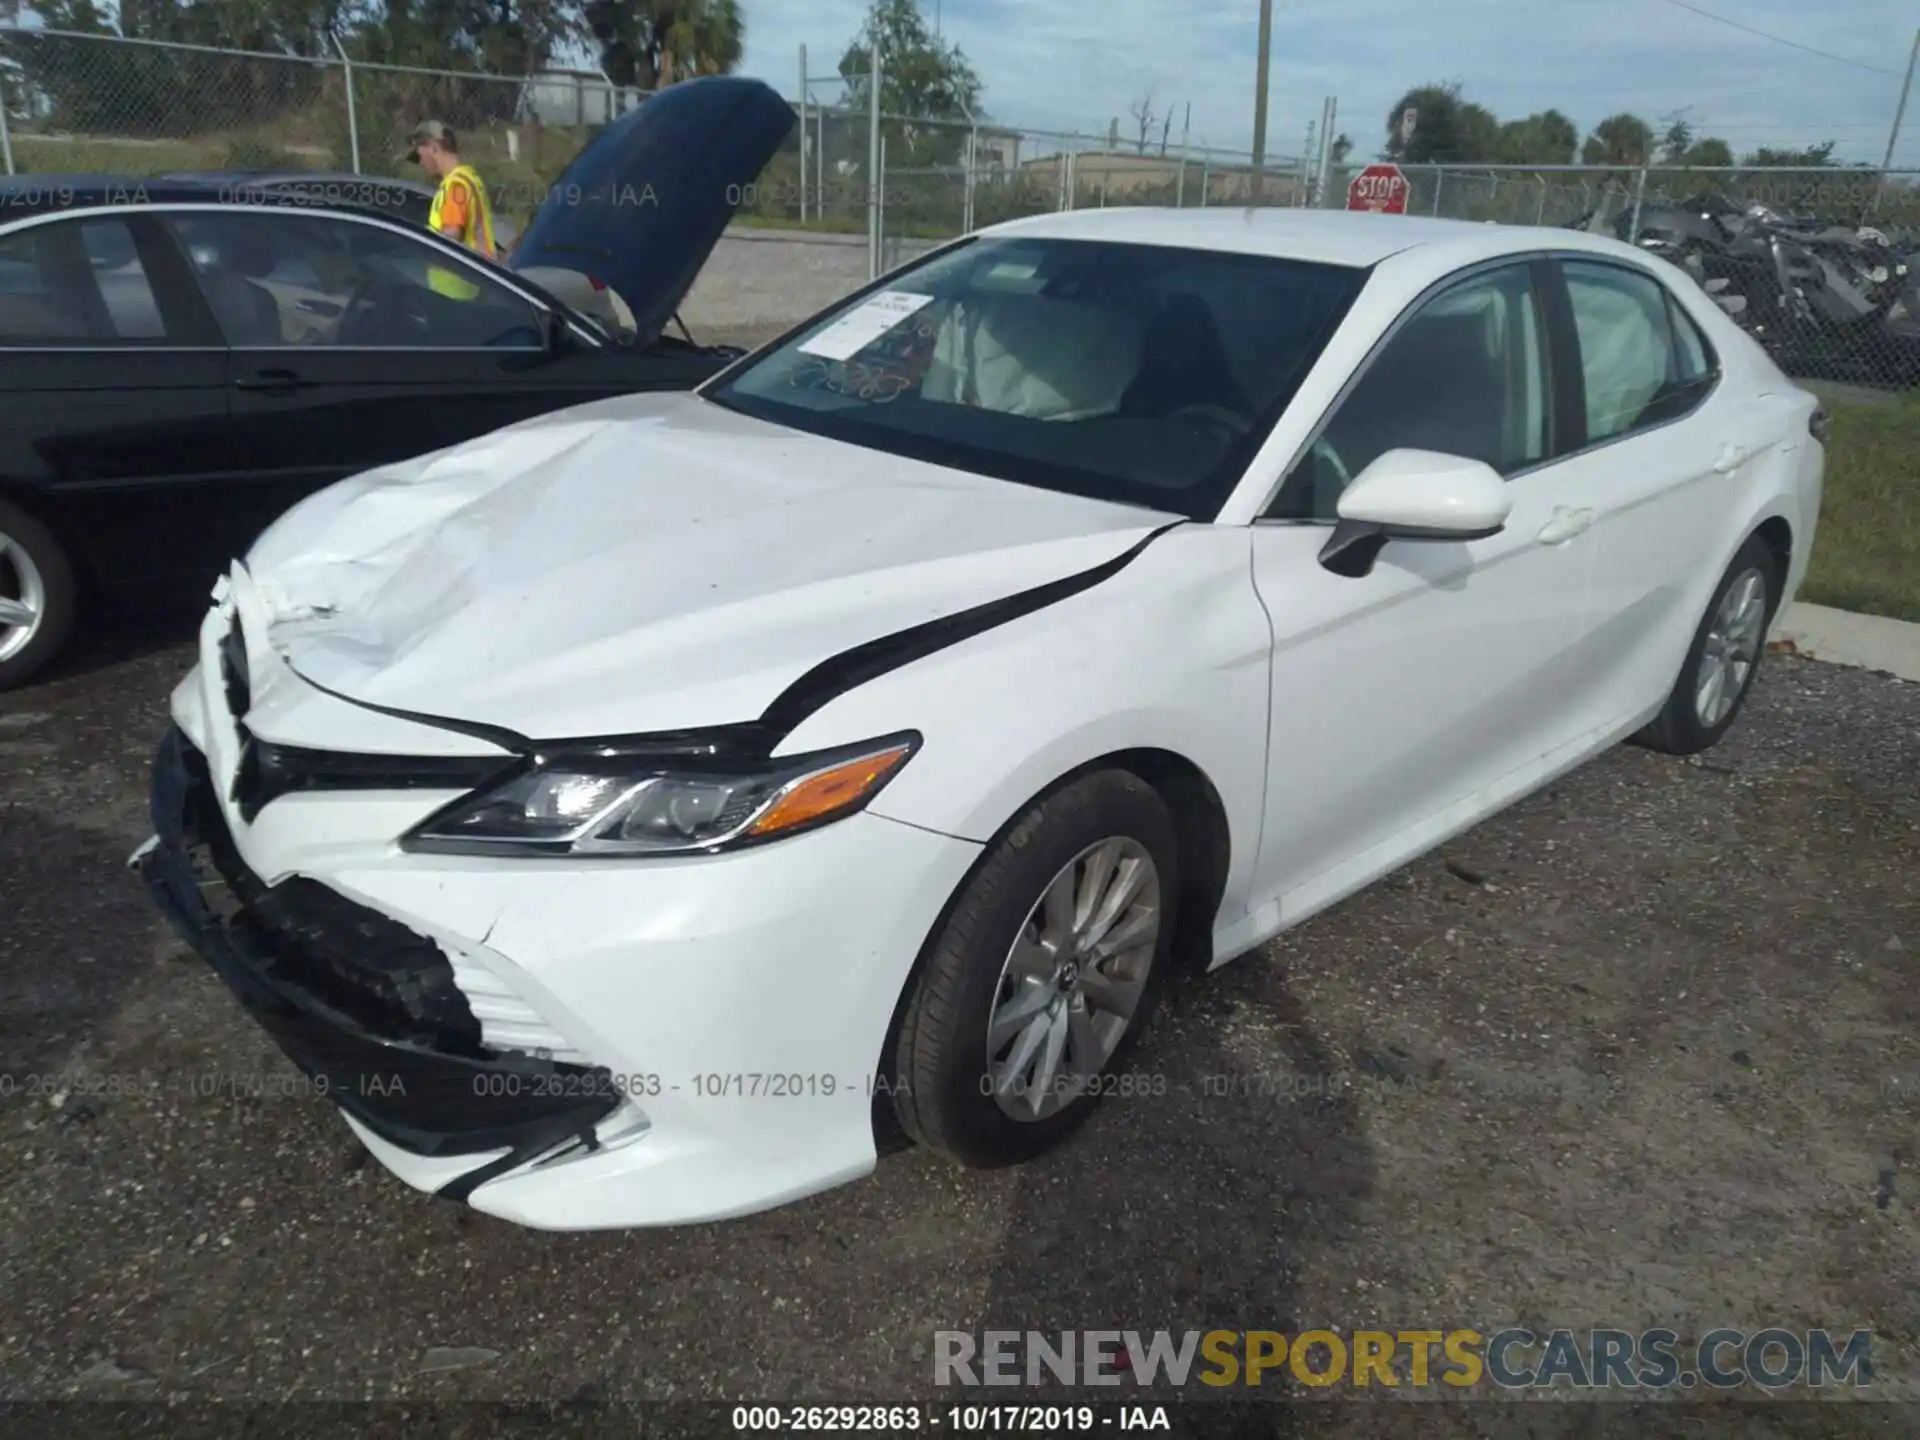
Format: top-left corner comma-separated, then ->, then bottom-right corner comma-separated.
1244,259 -> 1608,930
160,208 -> 572,502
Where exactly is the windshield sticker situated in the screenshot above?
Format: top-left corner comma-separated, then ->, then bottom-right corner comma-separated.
798,290 -> 936,361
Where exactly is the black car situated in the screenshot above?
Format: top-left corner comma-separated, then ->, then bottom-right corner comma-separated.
155,172 -> 527,253
0,75 -> 794,689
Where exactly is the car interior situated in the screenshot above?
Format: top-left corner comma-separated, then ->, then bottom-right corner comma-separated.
169,212 -> 544,350
1271,269 -> 1548,520
727,241 -> 1361,507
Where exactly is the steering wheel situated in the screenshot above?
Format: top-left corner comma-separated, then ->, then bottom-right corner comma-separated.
335,276 -> 434,346
332,277 -> 379,344
1167,402 -> 1252,440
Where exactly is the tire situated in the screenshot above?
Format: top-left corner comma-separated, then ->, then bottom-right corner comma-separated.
1633,535 -> 1779,756
890,769 -> 1180,1168
0,497 -> 77,694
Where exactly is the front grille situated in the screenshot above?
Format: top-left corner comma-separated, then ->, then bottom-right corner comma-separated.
215,614 -> 517,824
220,614 -> 251,720
182,742 -> 490,1055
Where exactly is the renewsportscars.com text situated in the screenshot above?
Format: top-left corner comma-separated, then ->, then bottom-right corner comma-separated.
933,1328 -> 1873,1390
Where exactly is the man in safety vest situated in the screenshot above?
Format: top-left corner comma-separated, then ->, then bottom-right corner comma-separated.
400,119 -> 497,300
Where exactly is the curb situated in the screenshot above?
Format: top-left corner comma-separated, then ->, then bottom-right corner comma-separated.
1770,602 -> 1920,683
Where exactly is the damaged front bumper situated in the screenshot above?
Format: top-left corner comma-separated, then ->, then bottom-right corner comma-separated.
135,570 -> 986,1228
137,725 -> 620,1199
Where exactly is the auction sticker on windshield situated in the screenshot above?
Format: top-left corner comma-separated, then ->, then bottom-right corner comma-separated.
799,290 -> 935,361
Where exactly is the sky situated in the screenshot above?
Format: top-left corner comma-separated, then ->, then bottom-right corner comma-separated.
738,0 -> 1920,167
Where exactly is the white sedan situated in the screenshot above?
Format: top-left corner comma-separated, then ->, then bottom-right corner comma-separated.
137,207 -> 1824,1230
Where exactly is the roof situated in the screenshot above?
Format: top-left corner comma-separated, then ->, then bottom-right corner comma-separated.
0,173 -> 430,223
976,205 -> 1592,270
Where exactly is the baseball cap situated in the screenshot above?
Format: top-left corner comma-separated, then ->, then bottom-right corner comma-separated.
399,119 -> 457,164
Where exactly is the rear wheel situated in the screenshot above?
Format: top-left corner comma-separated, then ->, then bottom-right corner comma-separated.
0,498 -> 77,693
890,770 -> 1179,1168
1633,535 -> 1777,755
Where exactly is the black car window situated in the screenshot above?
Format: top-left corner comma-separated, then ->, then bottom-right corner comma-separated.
0,218 -> 169,342
1268,262 -> 1549,521
1562,259 -> 1716,440
165,211 -> 543,350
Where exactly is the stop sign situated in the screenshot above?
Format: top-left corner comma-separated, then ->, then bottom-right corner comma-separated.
1347,163 -> 1410,214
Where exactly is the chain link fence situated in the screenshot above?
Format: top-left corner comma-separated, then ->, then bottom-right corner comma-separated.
1298,162 -> 1920,389
3,26 -> 1916,386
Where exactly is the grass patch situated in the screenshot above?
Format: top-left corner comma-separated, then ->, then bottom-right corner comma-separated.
1802,394 -> 1920,622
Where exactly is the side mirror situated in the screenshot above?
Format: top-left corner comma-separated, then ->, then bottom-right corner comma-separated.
541,307 -> 570,354
1319,448 -> 1512,578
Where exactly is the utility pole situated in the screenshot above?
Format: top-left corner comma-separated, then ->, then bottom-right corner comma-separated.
1883,28 -> 1920,173
1250,0 -> 1273,203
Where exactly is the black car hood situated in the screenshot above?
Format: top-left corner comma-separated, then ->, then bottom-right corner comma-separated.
509,76 -> 795,348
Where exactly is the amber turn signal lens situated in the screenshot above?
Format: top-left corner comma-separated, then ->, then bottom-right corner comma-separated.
745,744 -> 915,838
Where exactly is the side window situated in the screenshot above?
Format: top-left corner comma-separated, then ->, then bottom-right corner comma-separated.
1667,290 -> 1718,387
166,211 -> 543,350
1562,260 -> 1714,441
1269,263 -> 1548,521
0,218 -> 168,342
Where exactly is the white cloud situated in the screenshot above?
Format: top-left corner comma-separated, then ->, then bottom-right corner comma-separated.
740,0 -> 1920,167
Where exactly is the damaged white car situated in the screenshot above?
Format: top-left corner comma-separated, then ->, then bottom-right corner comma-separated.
139,209 -> 1823,1229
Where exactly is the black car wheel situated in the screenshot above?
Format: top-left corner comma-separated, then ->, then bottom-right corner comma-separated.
1633,536 -> 1778,756
0,497 -> 77,693
889,769 -> 1179,1168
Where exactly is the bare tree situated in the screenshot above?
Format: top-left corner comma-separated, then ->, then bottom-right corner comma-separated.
1128,85 -> 1158,155
1159,109 -> 1173,156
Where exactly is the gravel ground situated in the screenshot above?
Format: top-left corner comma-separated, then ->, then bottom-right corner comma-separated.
1,557 -> 1916,1432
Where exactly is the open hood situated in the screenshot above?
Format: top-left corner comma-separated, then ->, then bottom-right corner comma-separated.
241,393 -> 1170,743
509,76 -> 795,348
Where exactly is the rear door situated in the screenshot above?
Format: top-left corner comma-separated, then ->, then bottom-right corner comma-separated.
0,210 -> 239,589
160,208 -> 720,491
1538,255 -> 1746,730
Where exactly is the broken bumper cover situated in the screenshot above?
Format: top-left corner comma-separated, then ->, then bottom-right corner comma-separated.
138,680 -> 985,1228
139,726 -> 619,1187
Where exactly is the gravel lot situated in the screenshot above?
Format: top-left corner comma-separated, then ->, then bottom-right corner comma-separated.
1,431 -> 1915,1430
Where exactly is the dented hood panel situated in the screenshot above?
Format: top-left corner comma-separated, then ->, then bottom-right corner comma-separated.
243,392 -> 1168,741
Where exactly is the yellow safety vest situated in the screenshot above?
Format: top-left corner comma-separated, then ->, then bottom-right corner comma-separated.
426,164 -> 497,301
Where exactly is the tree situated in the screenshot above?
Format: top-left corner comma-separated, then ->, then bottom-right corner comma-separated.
1384,82 -> 1500,163
1495,109 -> 1578,165
1657,108 -> 1694,164
586,0 -> 747,91
1745,142 -> 1837,167
1128,84 -> 1158,155
1685,137 -> 1733,168
1581,112 -> 1654,165
1329,132 -> 1353,165
838,0 -> 982,121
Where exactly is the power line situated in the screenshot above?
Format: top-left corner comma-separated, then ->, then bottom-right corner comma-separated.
1657,0 -> 1906,79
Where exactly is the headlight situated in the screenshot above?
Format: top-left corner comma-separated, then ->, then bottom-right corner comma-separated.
402,733 -> 919,857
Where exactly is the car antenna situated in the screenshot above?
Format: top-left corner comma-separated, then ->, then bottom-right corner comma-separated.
672,311 -> 697,346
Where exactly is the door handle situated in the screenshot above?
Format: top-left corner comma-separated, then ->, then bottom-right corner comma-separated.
1537,506 -> 1593,545
1713,443 -> 1750,474
232,368 -> 306,395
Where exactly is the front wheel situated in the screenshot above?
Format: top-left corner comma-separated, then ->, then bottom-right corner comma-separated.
1633,535 -> 1778,755
889,769 -> 1179,1168
0,497 -> 77,693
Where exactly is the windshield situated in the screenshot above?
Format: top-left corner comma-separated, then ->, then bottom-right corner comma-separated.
705,237 -> 1365,520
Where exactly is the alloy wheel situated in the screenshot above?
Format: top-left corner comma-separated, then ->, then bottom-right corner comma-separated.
1696,566 -> 1768,727
0,530 -> 46,665
984,836 -> 1162,1122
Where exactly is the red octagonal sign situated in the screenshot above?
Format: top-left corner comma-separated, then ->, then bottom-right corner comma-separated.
1348,163 -> 1410,214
